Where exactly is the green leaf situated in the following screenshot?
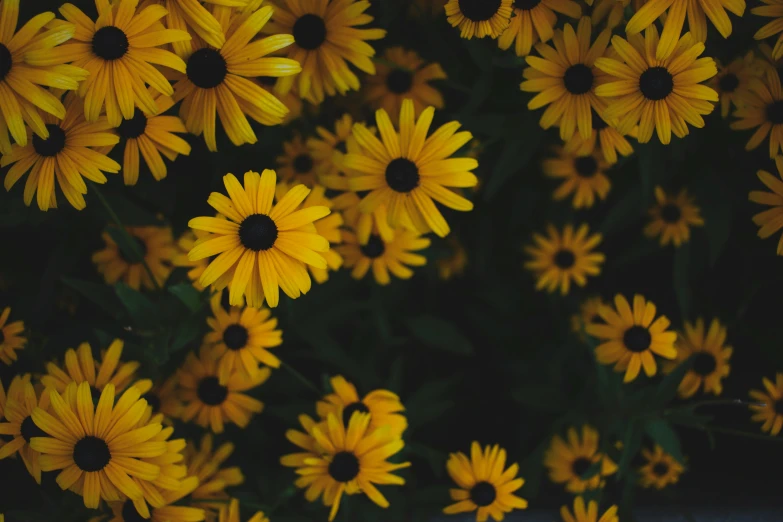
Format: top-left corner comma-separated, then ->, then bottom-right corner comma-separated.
459,69 -> 493,118
115,282 -> 160,327
600,186 -> 643,236
617,420 -> 643,478
92,187 -> 161,226
482,116 -> 540,200
643,418 -> 685,464
168,283 -> 205,313
406,442 -> 446,478
405,315 -> 473,355
62,277 -> 123,317
169,316 -> 202,353
673,243 -> 692,319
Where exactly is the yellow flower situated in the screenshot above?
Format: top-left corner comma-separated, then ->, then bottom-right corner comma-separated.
445,0 -> 514,40
544,425 -> 617,493
186,433 -> 244,509
338,227 -> 430,285
754,0 -> 783,60
560,497 -> 618,522
638,445 -> 685,489
277,134 -> 318,188
173,229 -> 211,291
108,476 -> 205,522
498,0 -> 581,56
0,378 -> 49,483
749,373 -> 783,435
749,156 -> 783,254
586,0 -> 628,30
709,52 -> 762,118
307,114 -> 362,190
218,498 -> 268,522
542,146 -> 611,208
437,237 -> 468,281
562,109 -> 634,165
571,296 -> 607,339
0,306 -> 25,365
644,186 -> 704,247
160,0 -> 256,54
92,225 -> 177,291
664,318 -> 732,398
732,69 -> 783,157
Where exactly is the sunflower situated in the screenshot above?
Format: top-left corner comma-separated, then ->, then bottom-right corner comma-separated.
160,0 -> 254,55
594,27 -> 718,144
543,425 -> 618,493
0,379 -> 50,483
638,445 -> 684,489
2,93 -> 120,211
710,52 -> 761,118
749,156 -> 783,254
218,498 -> 268,522
524,224 -> 604,295
0,306 -> 25,365
265,0 -> 386,103
172,6 -> 301,152
187,169 -> 331,308
521,17 -> 610,140
108,476 -> 204,522
30,382 -> 178,511
178,346 -> 270,433
749,373 -> 783,435
586,294 -> 678,383
92,224 -> 177,291
281,412 -> 410,521
562,109 -> 634,165
571,296 -> 607,339
437,237 -> 468,280
754,0 -> 783,60
343,99 -> 478,237
277,135 -> 318,187
732,68 -> 783,157
560,497 -> 618,522
364,47 -> 446,121
0,0 -> 88,154
498,0 -> 581,56
644,186 -> 704,247
307,114 -> 359,190
186,433 -> 244,508
338,227 -> 430,285
542,146 -> 611,208
316,375 -> 407,438
664,318 -> 732,399
443,442 -> 528,522
445,0 -> 514,40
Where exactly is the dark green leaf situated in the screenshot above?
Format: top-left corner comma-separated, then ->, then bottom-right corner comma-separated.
169,316 -> 202,353
115,282 -> 160,327
482,116 -> 540,200
168,283 -> 205,313
673,242 -> 692,319
617,420 -> 643,478
92,187 -> 161,226
406,442 -> 446,478
405,315 -> 473,355
62,277 -> 123,317
644,418 -> 685,464
600,187 -> 644,236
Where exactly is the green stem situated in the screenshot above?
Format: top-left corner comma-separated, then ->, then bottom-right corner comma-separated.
282,361 -> 321,395
685,398 -> 760,410
680,423 -> 783,443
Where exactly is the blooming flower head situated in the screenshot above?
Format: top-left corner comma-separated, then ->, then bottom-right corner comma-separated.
749,373 -> 783,435
749,156 -> 783,254
638,445 -> 685,489
0,307 -> 26,365
644,186 -> 705,247
664,318 -> 732,399
544,425 -> 617,493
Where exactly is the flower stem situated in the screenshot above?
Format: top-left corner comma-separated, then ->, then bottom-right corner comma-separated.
282,361 -> 321,395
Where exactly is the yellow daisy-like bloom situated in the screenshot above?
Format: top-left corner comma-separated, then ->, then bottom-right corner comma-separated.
710,52 -> 761,118
178,346 -> 270,433
562,109 -> 634,165
365,47 -> 447,121
749,372 -> 783,435
281,412 -> 410,521
443,442 -> 528,522
30,382 -> 178,511
187,169 -> 331,308
586,0 -> 628,30
638,445 -> 684,489
0,379 -> 50,483
498,0 -> 581,56
0,306 -> 25,365
173,227 -> 235,292
749,156 -> 783,254
344,99 -> 478,237
109,476 -> 204,522
140,376 -> 183,421
2,94 -> 120,211
445,0 -> 514,40
219,498 -> 268,522
307,114 -> 361,190
560,497 -> 618,522
338,228 -> 430,285
732,69 -> 783,157
159,0 -> 254,55
203,292 -> 283,380
542,146 -> 611,208
664,318 -> 732,399
644,186 -> 704,247
521,17 -> 610,141
316,375 -> 407,438
595,27 -> 718,144
186,433 -> 244,509
571,296 -> 606,339
543,425 -> 618,493
277,134 -> 318,187
333,191 -> 399,247
172,6 -> 301,152
437,237 -> 468,280
257,75 -> 303,123
266,0 -> 386,103
524,224 -> 604,295
0,0 -> 87,154
587,294 -> 678,383
92,225 -> 177,291
753,0 -> 783,60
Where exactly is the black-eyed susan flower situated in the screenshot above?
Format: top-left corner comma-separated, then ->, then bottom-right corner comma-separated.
316,375 -> 407,438
444,442 -> 528,522
710,53 -> 761,118
638,445 -> 684,489
586,0 -> 628,30
140,376 -> 183,421
644,186 -> 704,247
307,114 -> 357,189
365,47 -> 447,120
333,188 -> 399,247
445,0 -> 514,40
344,99 -> 478,237
749,373 -> 783,435
266,0 -> 386,103
521,17 -> 610,140
524,224 -> 604,295
498,0 -> 582,56
277,135 -> 318,187
437,237 -> 468,280
562,109 -> 634,165
109,476 -> 204,522
186,433 -> 244,508
571,296 -> 607,338
664,318 -> 732,398
173,6 -> 301,151
754,0 -> 783,60
338,228 -> 430,285
281,412 -> 410,521
174,226 -> 236,292
219,498 -> 268,522
187,170 -> 331,308
544,425 -> 617,493
257,75 -> 304,122
2,94 -> 120,211
587,294 -> 678,383
178,346 -> 269,433
560,497 -> 618,522
749,156 -> 783,254
93,225 -> 177,291
732,69 -> 783,157
0,306 -> 25,365
595,28 -> 718,144
0,379 -> 49,483
160,0 -> 254,54
542,146 -> 611,208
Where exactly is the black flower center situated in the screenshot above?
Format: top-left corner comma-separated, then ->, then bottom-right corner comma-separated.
92,26 -> 129,61
117,110 -> 148,139
73,436 -> 111,472
121,500 -> 147,522
385,158 -> 420,192
571,457 -> 593,477
514,0 -> 542,9
342,401 -> 370,426
553,249 -> 576,269
142,392 -> 161,412
33,124 -> 66,157
0,44 -> 12,81
660,204 -> 682,224
223,324 -> 249,351
639,66 -> 673,101
470,481 -> 497,507
718,73 -> 739,93
293,153 -> 314,173
564,64 -> 594,95
197,376 -> 228,406
574,156 -> 598,178
775,399 -> 783,416
691,352 -> 717,376
20,416 -> 48,442
293,14 -> 327,50
239,214 -> 279,251
766,100 -> 783,124
591,110 -> 608,130
187,48 -> 227,89
623,325 -> 652,353
335,140 -> 347,154
118,235 -> 148,264
360,235 -> 386,259
328,451 -> 360,482
652,462 -> 669,476
458,0 -> 502,20
386,68 -> 414,94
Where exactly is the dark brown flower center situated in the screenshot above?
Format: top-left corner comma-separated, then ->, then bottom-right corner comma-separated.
117,110 -> 148,139
187,48 -> 227,89
574,156 -> 598,178
33,124 -> 66,157
293,14 -> 327,50
692,352 -> 717,376
554,249 -> 576,269
459,0 -> 502,20
386,68 -> 414,94
342,401 -> 370,426
328,451 -> 360,482
470,481 -> 497,507
92,26 -> 129,61
20,416 -> 47,442
639,66 -> 673,101
564,64 -> 594,95
766,100 -> 783,124
223,324 -> 249,351
652,462 -> 669,476
360,235 -> 386,259
571,457 -> 593,477
197,376 -> 228,406
73,436 -> 111,472
0,44 -> 12,81
385,158 -> 420,192
623,325 -> 652,353
239,214 -> 278,251
660,204 -> 682,224
514,0 -> 542,9
293,153 -> 314,173
718,73 -> 739,92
